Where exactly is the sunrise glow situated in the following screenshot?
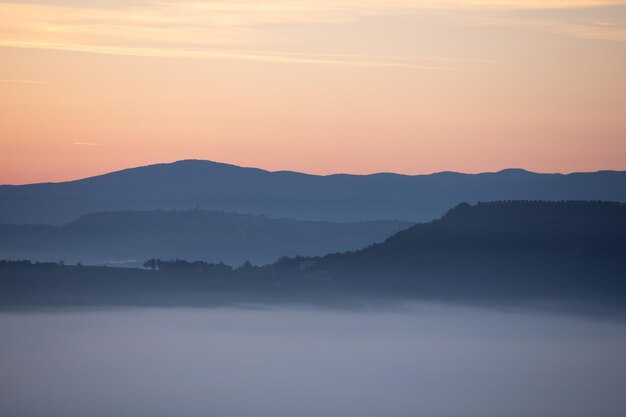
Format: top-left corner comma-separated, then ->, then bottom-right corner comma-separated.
1,0 -> 625,183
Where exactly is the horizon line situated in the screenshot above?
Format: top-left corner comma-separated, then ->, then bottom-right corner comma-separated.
2,158 -> 625,186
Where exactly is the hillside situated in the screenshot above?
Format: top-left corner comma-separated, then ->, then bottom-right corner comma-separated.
1,160 -> 625,224
290,201 -> 626,302
0,209 -> 410,266
1,201 -> 625,311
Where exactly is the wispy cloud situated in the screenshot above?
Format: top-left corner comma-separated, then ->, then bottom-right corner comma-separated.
0,78 -> 45,84
0,0 -> 624,69
0,1 -> 445,68
400,0 -> 625,9
450,3 -> 626,42
541,18 -> 626,41
73,142 -> 114,146
0,39 -> 460,69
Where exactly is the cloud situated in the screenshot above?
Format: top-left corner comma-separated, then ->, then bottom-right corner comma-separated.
0,0 -> 624,69
0,78 -> 45,84
73,142 -> 110,146
540,18 -> 626,41
0,39 -> 460,69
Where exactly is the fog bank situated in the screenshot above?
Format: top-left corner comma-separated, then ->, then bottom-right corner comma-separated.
1,305 -> 625,417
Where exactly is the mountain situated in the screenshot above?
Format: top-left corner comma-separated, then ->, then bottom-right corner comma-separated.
299,201 -> 626,303
1,160 -> 625,224
1,201 -> 625,311
0,209 -> 411,266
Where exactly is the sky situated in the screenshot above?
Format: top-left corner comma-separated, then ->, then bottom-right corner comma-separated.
1,1 -> 625,184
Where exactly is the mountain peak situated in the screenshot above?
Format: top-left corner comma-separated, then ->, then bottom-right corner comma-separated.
495,168 -> 533,175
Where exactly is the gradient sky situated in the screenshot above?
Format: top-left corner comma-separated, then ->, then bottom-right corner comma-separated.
1,0 -> 625,184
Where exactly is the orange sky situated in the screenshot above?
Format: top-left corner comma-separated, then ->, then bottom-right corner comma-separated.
1,0 -> 625,184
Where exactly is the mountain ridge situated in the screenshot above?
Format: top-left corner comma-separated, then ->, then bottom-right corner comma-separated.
2,159 -> 625,224
0,208 -> 411,266
2,201 -> 625,311
4,159 -> 623,187
273,200 -> 626,305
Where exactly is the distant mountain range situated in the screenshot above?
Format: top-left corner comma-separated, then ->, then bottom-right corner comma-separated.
1,160 -> 625,224
0,209 -> 410,266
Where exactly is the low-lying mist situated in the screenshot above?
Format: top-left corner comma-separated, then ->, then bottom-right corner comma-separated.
1,304 -> 626,417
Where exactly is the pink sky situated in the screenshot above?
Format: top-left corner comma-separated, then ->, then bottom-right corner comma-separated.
1,0 -> 625,184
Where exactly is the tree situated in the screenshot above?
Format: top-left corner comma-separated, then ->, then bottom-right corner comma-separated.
143,258 -> 157,270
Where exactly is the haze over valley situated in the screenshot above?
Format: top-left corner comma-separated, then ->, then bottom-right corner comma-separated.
2,0 -> 626,415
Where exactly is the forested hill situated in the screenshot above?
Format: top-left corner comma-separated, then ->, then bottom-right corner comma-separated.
383,200 -> 626,245
0,209 -> 410,266
1,201 -> 625,310
2,159 -> 625,224
315,200 -> 626,266
292,201 -> 626,301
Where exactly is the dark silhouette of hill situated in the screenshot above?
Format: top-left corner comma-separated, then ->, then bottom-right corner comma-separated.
0,209 -> 410,266
1,201 -> 625,313
291,201 -> 626,304
1,159 -> 625,224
